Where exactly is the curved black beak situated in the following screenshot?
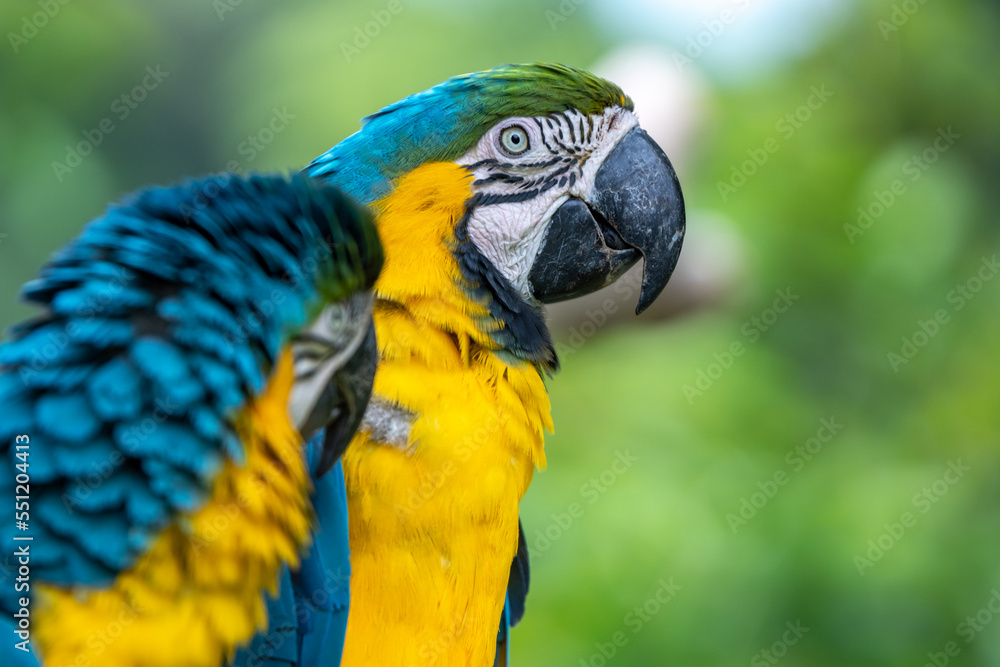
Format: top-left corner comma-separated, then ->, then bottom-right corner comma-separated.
300,322 -> 377,477
527,127 -> 685,314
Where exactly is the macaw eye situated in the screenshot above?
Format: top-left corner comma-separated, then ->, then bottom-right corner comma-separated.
498,125 -> 530,157
326,303 -> 348,331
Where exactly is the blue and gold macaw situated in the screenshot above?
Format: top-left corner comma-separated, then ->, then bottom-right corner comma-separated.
0,172 -> 382,667
0,62 -> 685,667
292,62 -> 685,665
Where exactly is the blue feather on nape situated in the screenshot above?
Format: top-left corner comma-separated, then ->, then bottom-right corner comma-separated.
0,325 -> 83,366
0,372 -> 22,401
64,318 -> 133,348
35,492 -> 133,571
124,480 -> 170,529
171,291 -> 244,340
130,337 -> 194,386
233,343 -> 266,394
21,518 -> 63,568
53,437 -> 118,476
88,358 -> 143,421
170,323 -> 235,368
65,468 -> 146,513
141,457 -> 208,513
21,364 -> 94,391
20,275 -> 77,304
24,436 -> 59,484
0,390 -> 33,441
188,354 -> 245,412
50,287 -> 94,314
188,403 -> 223,439
159,375 -> 206,411
36,393 -> 101,443
88,260 -> 137,281
38,549 -> 115,590
115,421 -> 222,481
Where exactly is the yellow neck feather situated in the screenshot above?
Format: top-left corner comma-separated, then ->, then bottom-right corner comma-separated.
340,162 -> 553,666
368,161 -> 497,364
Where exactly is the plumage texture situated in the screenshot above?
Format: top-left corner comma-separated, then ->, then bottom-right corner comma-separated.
0,173 -> 381,667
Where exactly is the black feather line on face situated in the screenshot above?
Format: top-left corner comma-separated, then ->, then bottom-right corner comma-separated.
473,173 -> 525,186
450,196 -> 558,374
476,177 -> 559,207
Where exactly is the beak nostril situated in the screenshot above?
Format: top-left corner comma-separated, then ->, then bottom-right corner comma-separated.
592,208 -> 629,252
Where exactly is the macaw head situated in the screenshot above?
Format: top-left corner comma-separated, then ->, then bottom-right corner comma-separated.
308,63 -> 684,370
169,174 -> 384,477
278,177 -> 383,475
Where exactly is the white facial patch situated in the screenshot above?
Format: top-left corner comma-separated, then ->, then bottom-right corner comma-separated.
456,107 -> 639,301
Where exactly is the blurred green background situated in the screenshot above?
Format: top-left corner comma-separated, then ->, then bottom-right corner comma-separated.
3,0 -> 1000,665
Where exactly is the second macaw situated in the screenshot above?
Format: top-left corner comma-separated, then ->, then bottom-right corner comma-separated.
0,173 -> 382,667
299,62 -> 686,665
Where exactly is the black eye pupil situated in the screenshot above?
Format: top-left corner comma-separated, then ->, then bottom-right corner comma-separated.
500,126 -> 528,155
